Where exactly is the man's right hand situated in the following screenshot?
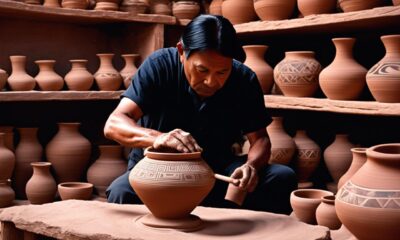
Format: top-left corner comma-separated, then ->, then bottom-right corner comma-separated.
153,129 -> 203,153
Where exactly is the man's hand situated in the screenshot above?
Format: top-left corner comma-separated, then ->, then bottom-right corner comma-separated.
230,164 -> 258,193
153,129 -> 203,153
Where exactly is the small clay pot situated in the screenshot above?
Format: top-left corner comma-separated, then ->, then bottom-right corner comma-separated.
58,182 -> 93,200
315,195 -> 342,230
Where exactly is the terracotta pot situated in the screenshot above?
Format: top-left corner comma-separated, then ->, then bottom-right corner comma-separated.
13,128 -> 43,199
25,162 -> 57,204
61,0 -> 89,9
0,180 -> 15,208
87,145 -> 127,197
7,56 -> 36,91
94,53 -> 122,91
64,59 -> 94,91
173,1 -> 200,20
209,0 -> 223,15
274,51 -> 321,97
0,68 -> 8,90
336,143 -> 400,240
34,60 -> 64,91
58,182 -> 93,200
290,189 -> 334,224
338,0 -> 385,12
222,0 -> 257,24
120,0 -> 149,14
150,0 -> 172,15
121,54 -> 140,89
319,38 -> 367,100
0,126 -> 14,151
266,117 -> 296,165
0,133 -> 15,180
393,0 -> 400,6
46,123 -> 91,183
43,0 -> 61,7
366,34 -> 400,103
254,0 -> 296,21
337,148 -> 367,190
243,45 -> 274,94
315,195 -> 341,230
297,0 -> 337,16
95,0 -> 121,10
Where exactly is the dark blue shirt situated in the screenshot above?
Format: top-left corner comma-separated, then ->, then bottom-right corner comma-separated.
123,47 -> 271,171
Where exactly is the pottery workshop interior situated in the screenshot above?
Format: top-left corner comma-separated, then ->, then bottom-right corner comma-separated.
0,0 -> 399,239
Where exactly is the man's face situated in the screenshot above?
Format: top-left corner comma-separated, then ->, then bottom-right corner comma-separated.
178,45 -> 232,99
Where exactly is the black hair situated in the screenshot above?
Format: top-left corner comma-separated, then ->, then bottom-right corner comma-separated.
181,14 -> 245,61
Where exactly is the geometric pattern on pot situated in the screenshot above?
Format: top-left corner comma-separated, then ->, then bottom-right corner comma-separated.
275,60 -> 321,84
298,149 -> 321,162
271,149 -> 292,161
338,181 -> 400,209
368,62 -> 400,77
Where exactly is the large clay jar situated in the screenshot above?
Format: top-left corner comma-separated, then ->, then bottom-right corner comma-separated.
7,56 -> 36,91
293,130 -> 321,188
338,0 -> 385,12
173,1 -> 200,20
274,51 -> 321,97
0,68 -> 8,90
87,145 -> 127,198
254,0 -> 296,21
366,34 -> 400,103
129,148 -> 215,231
0,133 -> 15,180
0,126 -> 14,151
34,60 -> 64,91
121,54 -> 140,89
94,53 -> 122,91
336,143 -> 400,240
209,0 -> 223,15
266,117 -> 296,165
13,128 -> 43,199
222,0 -> 257,25
297,0 -> 337,16
25,162 -> 57,204
337,147 -> 367,190
0,180 -> 15,208
150,0 -> 172,15
46,123 -> 91,183
243,45 -> 274,94
315,195 -> 341,230
319,38 -> 367,100
64,59 -> 94,91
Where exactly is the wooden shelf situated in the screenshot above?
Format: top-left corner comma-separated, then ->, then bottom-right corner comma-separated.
0,91 -> 124,102
265,95 -> 400,116
235,6 -> 400,36
0,0 -> 176,25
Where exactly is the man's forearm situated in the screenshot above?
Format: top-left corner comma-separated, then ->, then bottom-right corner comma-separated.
246,136 -> 271,171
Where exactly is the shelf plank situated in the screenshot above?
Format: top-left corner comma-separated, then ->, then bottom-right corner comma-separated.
235,6 -> 400,36
0,0 -> 176,25
0,91 -> 124,102
265,95 -> 400,116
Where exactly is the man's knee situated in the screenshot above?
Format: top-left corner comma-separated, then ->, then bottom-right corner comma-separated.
106,172 -> 141,204
263,164 -> 297,188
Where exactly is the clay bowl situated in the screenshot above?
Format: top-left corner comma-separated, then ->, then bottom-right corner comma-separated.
58,182 -> 93,200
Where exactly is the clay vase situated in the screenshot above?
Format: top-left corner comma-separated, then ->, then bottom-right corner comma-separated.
0,126 -> 14,151
129,148 -> 215,231
319,38 -> 367,100
0,133 -> 15,180
7,56 -> 36,91
25,162 -> 57,204
290,189 -> 334,224
243,45 -> 274,94
315,195 -> 341,230
94,53 -> 122,91
274,51 -> 322,97
43,0 -> 61,7
293,130 -> 321,188
366,34 -> 400,103
0,68 -> 8,90
64,59 -> 94,91
393,0 -> 400,6
266,117 -> 296,165
0,180 -> 15,208
34,60 -> 64,91
337,148 -> 367,190
13,128 -> 43,199
297,0 -> 337,16
336,143 -> 400,240
150,0 -> 172,15
87,145 -> 127,198
254,0 -> 296,21
222,0 -> 257,25
46,123 -> 91,183
338,0 -> 385,12
121,54 -> 140,89
61,0 -> 89,9
173,1 -> 200,20
209,0 -> 223,15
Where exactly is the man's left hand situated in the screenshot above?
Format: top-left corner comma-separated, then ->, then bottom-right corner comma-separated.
230,164 -> 258,193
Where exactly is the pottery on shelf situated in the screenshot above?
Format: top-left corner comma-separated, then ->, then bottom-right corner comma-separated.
120,0 -> 149,14
64,59 -> 94,91
61,0 -> 89,9
58,182 -> 93,200
0,126 -> 14,151
34,60 -> 64,91
209,0 -> 223,15
338,0 -> 386,12
0,68 -> 8,90
172,1 -> 200,20
7,56 -> 36,91
297,0 -> 337,16
43,0 -> 61,7
254,0 -> 296,21
25,162 -> 57,204
337,147 -> 367,190
266,117 -> 296,165
94,0 -> 121,11
149,0 -> 172,15
94,53 -> 122,91
120,54 -> 140,89
315,195 -> 342,230
0,180 -> 15,208
0,133 -> 15,181
221,0 -> 257,25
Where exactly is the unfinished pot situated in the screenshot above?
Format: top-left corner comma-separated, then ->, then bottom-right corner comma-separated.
34,60 -> 64,91
25,162 -> 57,204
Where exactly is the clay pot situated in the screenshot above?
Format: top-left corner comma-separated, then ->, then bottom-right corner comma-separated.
25,162 -> 57,204
315,195 -> 341,230
222,0 -> 257,25
95,0 -> 121,10
254,0 -> 296,21
274,51 -> 321,97
34,60 -> 64,91
0,180 -> 15,208
338,0 -> 385,12
366,34 -> 400,103
266,117 -> 296,165
120,54 -> 140,89
0,126 -> 14,151
64,59 -> 94,91
243,45 -> 274,94
87,145 -> 127,197
173,1 -> 200,20
297,0 -> 337,16
13,128 -> 43,199
7,56 -> 36,91
61,0 -> 89,9
336,143 -> 400,240
58,182 -> 93,200
43,0 -> 61,7
393,0 -> 400,6
0,68 -> 8,90
319,38 -> 367,100
0,133 -> 15,180
209,0 -> 223,15
290,189 -> 334,224
94,53 -> 122,91
46,123 -> 91,183
149,0 -> 172,15
120,0 -> 149,14
337,148 -> 367,190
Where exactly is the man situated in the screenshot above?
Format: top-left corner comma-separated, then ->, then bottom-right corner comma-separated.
104,15 -> 297,214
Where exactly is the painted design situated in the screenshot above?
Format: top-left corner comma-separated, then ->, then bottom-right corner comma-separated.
298,149 -> 321,162
271,148 -> 294,163
275,60 -> 322,85
368,62 -> 400,77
